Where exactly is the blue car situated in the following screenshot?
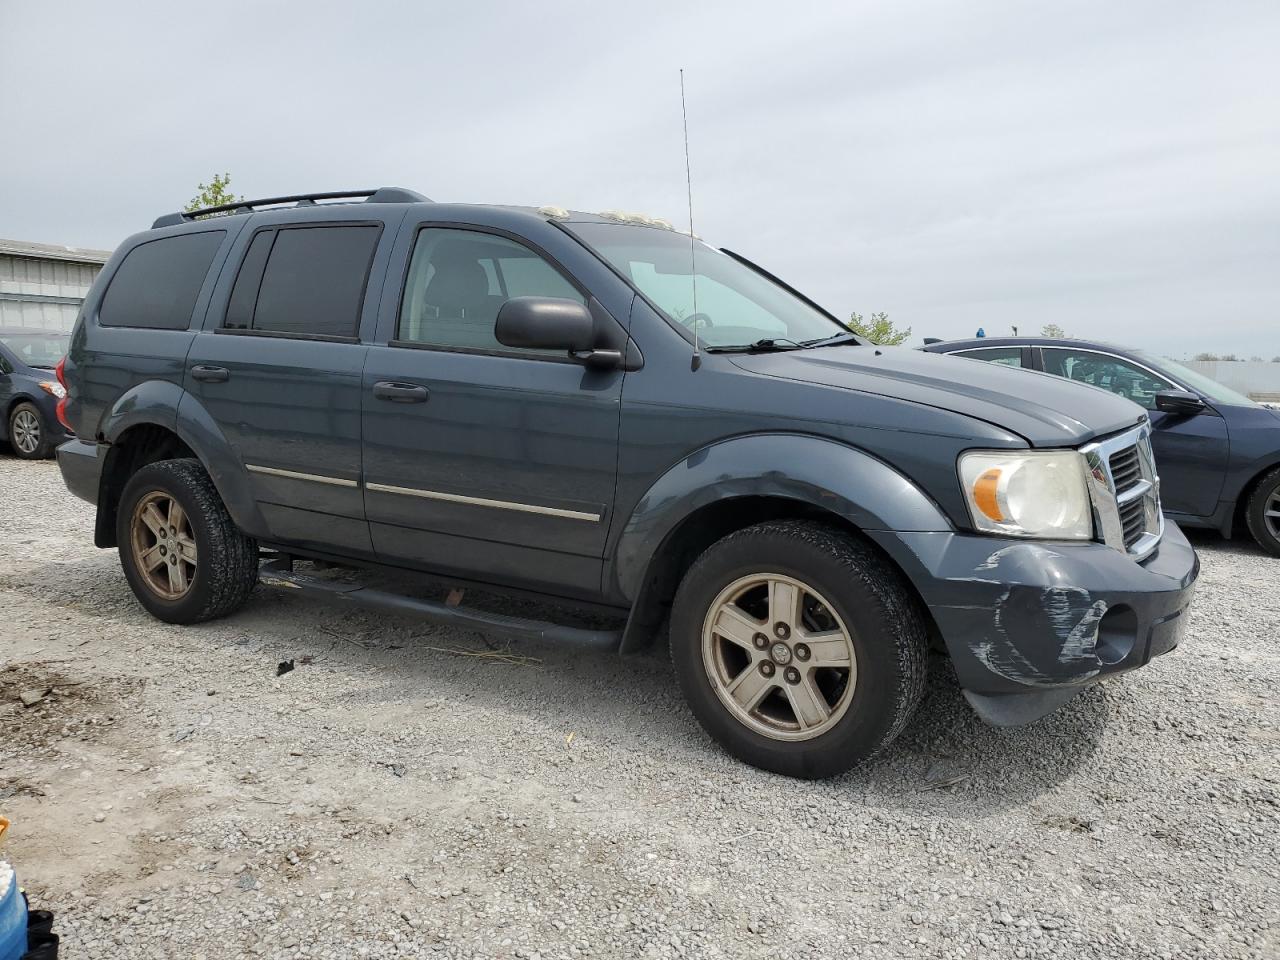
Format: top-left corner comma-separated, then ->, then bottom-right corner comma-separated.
923,337 -> 1280,555
0,326 -> 71,459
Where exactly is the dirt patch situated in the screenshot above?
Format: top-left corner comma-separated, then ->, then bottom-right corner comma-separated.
0,661 -> 143,754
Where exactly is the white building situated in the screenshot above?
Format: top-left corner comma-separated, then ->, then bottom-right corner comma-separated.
0,238 -> 112,332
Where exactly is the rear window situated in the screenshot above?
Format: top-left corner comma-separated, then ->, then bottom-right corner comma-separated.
225,225 -> 380,338
99,231 -> 224,329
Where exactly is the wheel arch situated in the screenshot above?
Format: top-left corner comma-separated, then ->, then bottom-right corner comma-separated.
613,434 -> 953,653
94,388 -> 265,547
1233,457 -> 1280,537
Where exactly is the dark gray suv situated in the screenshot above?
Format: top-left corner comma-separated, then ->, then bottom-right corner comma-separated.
55,188 -> 1199,778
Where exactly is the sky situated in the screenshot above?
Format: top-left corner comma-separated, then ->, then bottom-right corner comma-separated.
2,0 -> 1277,358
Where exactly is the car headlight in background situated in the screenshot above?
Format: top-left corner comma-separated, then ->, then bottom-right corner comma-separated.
959,450 -> 1093,540
37,381 -> 66,399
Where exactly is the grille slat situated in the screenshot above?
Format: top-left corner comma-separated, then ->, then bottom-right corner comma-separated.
1119,498 -> 1146,548
1109,445 -> 1143,494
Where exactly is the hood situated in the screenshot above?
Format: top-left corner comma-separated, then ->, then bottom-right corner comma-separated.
729,346 -> 1147,447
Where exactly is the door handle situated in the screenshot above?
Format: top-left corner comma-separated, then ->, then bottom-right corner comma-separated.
373,381 -> 429,403
191,365 -> 230,383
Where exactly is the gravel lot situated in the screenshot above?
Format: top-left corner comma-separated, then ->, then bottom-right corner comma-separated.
1,452 -> 1277,960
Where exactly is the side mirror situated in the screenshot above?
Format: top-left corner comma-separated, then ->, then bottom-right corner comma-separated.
496,296 -> 595,352
1154,390 -> 1206,416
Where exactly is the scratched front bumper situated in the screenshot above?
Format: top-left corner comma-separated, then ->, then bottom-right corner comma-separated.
869,521 -> 1199,709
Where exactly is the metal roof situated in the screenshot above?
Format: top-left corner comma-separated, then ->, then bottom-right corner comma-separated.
0,238 -> 112,265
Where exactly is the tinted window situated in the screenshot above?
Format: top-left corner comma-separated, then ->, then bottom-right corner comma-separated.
239,225 -> 380,338
100,231 -> 224,329
954,347 -> 1023,368
224,231 -> 274,330
1042,348 -> 1174,409
398,228 -> 583,353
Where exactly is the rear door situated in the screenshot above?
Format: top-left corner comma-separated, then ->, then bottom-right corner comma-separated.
185,212 -> 398,555
1039,347 -> 1229,518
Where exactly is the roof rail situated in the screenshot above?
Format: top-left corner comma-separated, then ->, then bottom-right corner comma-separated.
151,187 -> 430,229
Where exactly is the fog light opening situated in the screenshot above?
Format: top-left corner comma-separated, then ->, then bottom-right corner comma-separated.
1095,605 -> 1138,665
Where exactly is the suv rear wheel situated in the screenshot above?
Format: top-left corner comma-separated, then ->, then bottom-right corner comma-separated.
9,402 -> 53,459
117,458 -> 259,624
670,520 -> 929,779
1245,466 -> 1280,557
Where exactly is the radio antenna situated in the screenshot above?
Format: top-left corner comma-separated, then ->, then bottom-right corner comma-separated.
680,69 -> 701,371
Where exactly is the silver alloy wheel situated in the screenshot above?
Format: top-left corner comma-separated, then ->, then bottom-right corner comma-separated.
700,573 -> 858,742
130,490 -> 198,600
1266,488 -> 1280,540
11,409 -> 40,455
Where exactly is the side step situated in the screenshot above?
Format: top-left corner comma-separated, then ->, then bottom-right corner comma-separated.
258,558 -> 622,651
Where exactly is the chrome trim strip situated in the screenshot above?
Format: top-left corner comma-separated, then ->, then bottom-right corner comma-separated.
1115,478 -> 1153,505
245,464 -> 360,488
365,482 -> 602,522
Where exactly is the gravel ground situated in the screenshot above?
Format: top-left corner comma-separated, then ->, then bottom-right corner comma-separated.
0,452 -> 1277,960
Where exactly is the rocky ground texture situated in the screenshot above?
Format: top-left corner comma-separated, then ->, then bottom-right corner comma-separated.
0,454 -> 1276,960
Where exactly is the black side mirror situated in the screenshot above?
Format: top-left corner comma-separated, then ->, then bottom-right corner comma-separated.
496,297 -> 594,352
496,297 -> 623,369
1154,390 -> 1206,416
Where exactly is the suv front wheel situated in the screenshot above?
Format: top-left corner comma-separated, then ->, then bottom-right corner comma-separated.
670,520 -> 929,779
117,458 -> 259,624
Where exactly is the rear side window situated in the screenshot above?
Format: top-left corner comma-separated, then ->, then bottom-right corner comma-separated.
99,231 -> 224,329
954,347 -> 1024,368
224,225 -> 380,338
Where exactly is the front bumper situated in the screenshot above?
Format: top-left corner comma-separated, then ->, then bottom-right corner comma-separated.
56,438 -> 104,505
869,521 -> 1198,724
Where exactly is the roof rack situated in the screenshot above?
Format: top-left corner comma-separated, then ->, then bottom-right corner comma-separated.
151,187 -> 429,229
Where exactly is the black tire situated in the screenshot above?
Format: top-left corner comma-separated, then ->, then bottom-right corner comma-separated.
670,520 -> 929,779
8,401 -> 54,459
1244,466 -> 1280,557
116,458 -> 259,624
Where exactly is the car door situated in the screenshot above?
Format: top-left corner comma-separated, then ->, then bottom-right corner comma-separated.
361,223 -> 623,598
1039,347 -> 1229,518
185,215 -> 395,555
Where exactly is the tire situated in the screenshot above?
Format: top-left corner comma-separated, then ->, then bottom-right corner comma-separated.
116,458 -> 259,624
8,401 -> 53,459
670,520 -> 928,779
1244,466 -> 1280,557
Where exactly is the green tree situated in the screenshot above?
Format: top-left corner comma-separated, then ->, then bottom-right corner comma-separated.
848,311 -> 911,346
1040,323 -> 1070,338
185,173 -> 243,214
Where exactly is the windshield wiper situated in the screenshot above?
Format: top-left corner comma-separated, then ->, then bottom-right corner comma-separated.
799,331 -> 862,348
708,338 -> 805,354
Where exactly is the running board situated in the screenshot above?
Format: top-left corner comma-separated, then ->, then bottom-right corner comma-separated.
258,558 -> 622,650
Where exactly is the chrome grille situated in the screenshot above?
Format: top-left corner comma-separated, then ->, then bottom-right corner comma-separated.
1081,423 -> 1163,560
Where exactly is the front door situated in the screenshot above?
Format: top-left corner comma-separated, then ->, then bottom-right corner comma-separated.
1039,347 -> 1229,518
361,225 -> 623,598
185,218 -> 390,554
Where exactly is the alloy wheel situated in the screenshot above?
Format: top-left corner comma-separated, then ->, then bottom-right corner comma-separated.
701,573 -> 858,741
12,409 -> 40,455
1266,488 -> 1280,541
130,491 -> 198,600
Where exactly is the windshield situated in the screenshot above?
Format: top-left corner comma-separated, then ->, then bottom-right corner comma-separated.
1133,351 -> 1259,408
569,223 -> 850,349
0,330 -> 68,368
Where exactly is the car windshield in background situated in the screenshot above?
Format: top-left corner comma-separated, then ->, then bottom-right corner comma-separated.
0,331 -> 68,368
1136,351 -> 1259,408
569,222 -> 849,349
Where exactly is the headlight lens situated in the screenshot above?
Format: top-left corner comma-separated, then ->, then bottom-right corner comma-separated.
958,450 -> 1093,540
38,381 -> 67,399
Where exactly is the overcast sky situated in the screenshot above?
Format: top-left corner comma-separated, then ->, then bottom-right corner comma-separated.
2,1 -> 1277,357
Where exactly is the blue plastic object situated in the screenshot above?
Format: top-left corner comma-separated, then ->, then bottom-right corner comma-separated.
0,868 -> 26,960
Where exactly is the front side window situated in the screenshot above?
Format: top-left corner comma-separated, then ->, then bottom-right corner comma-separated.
0,330 -> 69,368
1041,348 -> 1174,409
224,225 -> 380,338
567,222 -> 848,349
954,347 -> 1023,368
100,231 -> 225,329
397,228 -> 583,353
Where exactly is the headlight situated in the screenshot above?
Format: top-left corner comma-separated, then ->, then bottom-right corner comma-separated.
958,450 -> 1093,540
38,381 -> 67,399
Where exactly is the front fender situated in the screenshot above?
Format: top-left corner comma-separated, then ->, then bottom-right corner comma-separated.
611,433 -> 953,602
